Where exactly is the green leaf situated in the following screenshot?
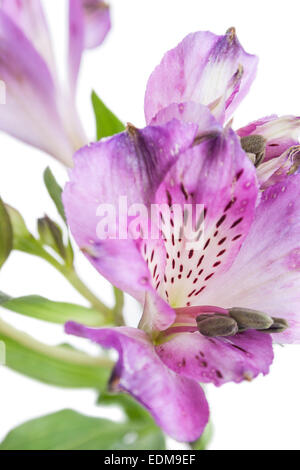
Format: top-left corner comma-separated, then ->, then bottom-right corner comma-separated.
0,198 -> 13,268
191,421 -> 213,450
0,292 -> 108,326
0,409 -> 166,450
98,392 -> 152,423
0,318 -> 112,389
92,91 -> 125,140
43,167 -> 66,223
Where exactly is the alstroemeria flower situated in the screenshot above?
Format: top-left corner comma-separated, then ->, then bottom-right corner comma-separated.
145,29 -> 300,188
0,0 -> 110,166
62,97 -> 300,440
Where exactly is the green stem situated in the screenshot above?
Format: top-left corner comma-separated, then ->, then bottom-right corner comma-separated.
113,287 -> 125,326
0,317 -> 113,367
32,245 -> 112,317
62,268 -> 112,318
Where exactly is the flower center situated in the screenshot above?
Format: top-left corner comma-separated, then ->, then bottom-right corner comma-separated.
157,306 -> 288,344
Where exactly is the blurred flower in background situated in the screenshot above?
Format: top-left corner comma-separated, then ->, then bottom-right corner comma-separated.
0,0 -> 110,166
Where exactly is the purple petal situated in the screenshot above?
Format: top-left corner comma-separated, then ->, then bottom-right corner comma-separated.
145,29 -> 258,125
65,322 -> 209,442
201,176 -> 300,344
258,145 -> 300,189
238,115 -> 300,162
68,0 -> 110,94
149,101 -> 220,132
63,120 -> 197,304
154,127 -> 258,307
156,329 -> 274,386
0,11 -> 76,165
0,0 -> 55,73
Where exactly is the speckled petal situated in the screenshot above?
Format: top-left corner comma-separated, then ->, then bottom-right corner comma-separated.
65,322 -> 209,442
200,176 -> 300,344
156,329 -> 274,386
63,120 -> 198,304
153,127 -> 258,307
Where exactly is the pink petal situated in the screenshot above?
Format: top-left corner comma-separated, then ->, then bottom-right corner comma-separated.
200,176 -> 300,344
154,127 -> 258,307
238,115 -> 300,162
0,11 -> 76,165
65,322 -> 209,442
68,0 -> 110,94
156,329 -> 274,386
145,29 -> 258,125
149,101 -> 221,133
0,0 -> 56,74
63,120 -> 198,304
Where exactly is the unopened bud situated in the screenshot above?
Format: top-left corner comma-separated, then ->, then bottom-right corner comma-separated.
229,308 -> 273,331
197,315 -> 238,337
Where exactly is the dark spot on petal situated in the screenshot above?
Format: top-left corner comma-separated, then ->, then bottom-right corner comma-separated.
230,217 -> 243,229
216,214 -> 226,228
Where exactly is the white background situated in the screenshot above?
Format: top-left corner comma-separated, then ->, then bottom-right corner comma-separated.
0,0 -> 300,450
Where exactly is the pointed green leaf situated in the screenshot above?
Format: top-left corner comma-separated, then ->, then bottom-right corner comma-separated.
92,91 -> 125,140
0,409 -> 166,450
43,167 -> 66,223
0,198 -> 13,268
0,292 -> 108,326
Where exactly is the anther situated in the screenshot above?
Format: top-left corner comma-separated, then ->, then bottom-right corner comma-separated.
261,317 -> 289,334
197,314 -> 238,337
229,307 -> 273,331
240,135 -> 266,167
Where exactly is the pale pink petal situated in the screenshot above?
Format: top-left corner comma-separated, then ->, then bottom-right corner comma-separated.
200,176 -> 300,344
238,115 -> 300,162
145,29 -> 258,124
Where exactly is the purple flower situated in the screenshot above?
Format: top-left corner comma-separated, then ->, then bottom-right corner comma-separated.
63,30 -> 300,442
145,28 -> 300,188
0,0 -> 110,166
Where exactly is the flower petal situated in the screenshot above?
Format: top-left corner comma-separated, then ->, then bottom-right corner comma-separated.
156,329 -> 274,386
0,11 -> 75,165
63,120 -> 198,302
237,115 -> 300,162
258,145 -> 300,188
65,322 -> 209,442
200,175 -> 300,344
149,101 -> 220,131
68,0 -> 110,94
154,127 -> 258,307
145,29 -> 258,124
0,0 -> 56,74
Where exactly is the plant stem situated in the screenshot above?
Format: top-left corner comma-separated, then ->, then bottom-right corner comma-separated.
34,246 -> 112,317
113,287 -> 125,326
0,317 -> 113,367
61,267 -> 112,317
